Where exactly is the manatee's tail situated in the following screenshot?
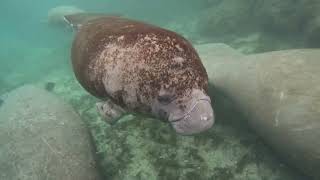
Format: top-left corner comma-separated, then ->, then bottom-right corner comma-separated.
63,12 -> 121,31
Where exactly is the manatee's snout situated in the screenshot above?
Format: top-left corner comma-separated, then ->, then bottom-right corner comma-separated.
169,96 -> 214,135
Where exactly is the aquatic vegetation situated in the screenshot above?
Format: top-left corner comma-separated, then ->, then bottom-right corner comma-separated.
81,109 -> 302,180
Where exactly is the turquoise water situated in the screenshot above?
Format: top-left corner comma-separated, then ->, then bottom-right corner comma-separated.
0,0 -> 205,94
0,1 -> 319,180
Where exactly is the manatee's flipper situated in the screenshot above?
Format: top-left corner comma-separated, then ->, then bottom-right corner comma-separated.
64,13 -> 121,30
96,99 -> 126,124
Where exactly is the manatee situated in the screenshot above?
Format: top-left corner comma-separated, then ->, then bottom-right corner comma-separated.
64,14 -> 214,135
197,43 -> 320,179
0,85 -> 101,180
47,6 -> 85,26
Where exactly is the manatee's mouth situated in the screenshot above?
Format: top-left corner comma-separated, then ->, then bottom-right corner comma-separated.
169,96 -> 214,135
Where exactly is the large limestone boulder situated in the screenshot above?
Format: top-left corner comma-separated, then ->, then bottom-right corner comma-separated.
0,85 -> 101,180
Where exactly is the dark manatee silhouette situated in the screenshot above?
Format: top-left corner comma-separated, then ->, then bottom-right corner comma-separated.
197,44 -> 320,179
64,13 -> 214,135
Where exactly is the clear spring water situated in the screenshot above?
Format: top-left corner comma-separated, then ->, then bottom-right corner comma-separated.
0,0 -> 318,179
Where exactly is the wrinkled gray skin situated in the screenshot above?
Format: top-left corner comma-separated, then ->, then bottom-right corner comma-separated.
198,43 -> 320,179
66,14 -> 214,135
150,89 -> 214,135
97,86 -> 214,136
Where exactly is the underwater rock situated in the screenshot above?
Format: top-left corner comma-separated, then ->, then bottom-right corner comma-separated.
47,6 -> 85,27
0,98 -> 3,107
197,0 -> 259,39
197,43 -> 320,179
256,1 -> 310,34
305,15 -> 320,48
45,81 -> 55,91
195,43 -> 242,59
195,0 -> 320,51
0,85 -> 101,180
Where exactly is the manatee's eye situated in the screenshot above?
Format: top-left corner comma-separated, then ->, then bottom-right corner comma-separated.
158,109 -> 169,120
157,94 -> 176,105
